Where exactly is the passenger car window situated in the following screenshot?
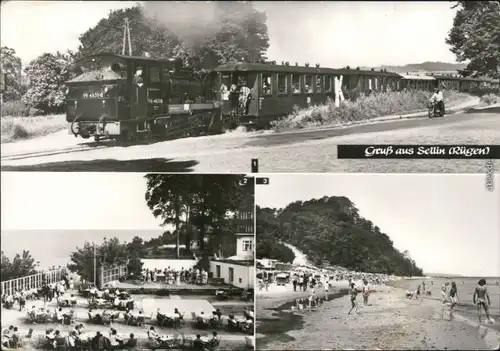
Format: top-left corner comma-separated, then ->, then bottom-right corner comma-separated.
291,74 -> 301,94
324,76 -> 332,93
278,74 -> 288,94
315,76 -> 322,93
304,75 -> 313,93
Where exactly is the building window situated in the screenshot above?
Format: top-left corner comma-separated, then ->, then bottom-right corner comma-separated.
229,267 -> 234,282
262,73 -> 272,95
305,75 -> 313,93
216,265 -> 221,278
278,74 -> 288,94
242,240 -> 253,252
239,278 -> 243,283
291,74 -> 301,94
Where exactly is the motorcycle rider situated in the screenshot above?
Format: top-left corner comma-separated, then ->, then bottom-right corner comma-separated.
429,87 -> 445,116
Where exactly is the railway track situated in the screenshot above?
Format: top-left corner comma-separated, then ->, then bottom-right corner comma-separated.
1,145 -> 107,162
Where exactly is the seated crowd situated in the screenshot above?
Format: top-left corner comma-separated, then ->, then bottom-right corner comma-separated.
86,286 -> 135,311
2,276 -> 75,311
189,307 -> 254,334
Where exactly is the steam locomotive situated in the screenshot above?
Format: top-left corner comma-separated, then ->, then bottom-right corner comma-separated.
65,53 -> 500,142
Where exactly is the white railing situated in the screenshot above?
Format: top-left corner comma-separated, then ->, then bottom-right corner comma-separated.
1,267 -> 67,296
100,264 -> 127,289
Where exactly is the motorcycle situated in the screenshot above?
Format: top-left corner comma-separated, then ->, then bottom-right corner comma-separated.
428,100 -> 444,118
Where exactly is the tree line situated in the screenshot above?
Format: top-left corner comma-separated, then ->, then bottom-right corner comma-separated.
1,1 -> 498,116
1,250 -> 39,282
256,196 -> 424,277
0,2 -> 269,115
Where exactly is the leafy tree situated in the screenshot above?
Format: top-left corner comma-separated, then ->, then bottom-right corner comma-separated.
446,1 -> 500,79
1,250 -> 39,281
145,174 -> 253,257
75,3 -> 269,71
255,207 -> 296,263
0,47 -> 25,102
256,196 -> 424,277
67,237 -> 128,284
127,255 -> 144,279
22,52 -> 73,113
127,236 -> 146,257
256,239 -> 296,263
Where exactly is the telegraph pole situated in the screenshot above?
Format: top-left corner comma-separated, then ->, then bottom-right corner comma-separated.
122,18 -> 132,56
93,243 -> 97,285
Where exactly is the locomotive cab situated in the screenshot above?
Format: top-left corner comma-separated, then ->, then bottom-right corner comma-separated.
66,53 -> 222,141
66,54 -> 129,139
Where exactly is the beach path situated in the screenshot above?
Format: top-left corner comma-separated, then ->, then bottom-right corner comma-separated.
258,285 -> 498,350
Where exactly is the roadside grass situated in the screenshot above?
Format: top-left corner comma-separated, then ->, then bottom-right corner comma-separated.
1,114 -> 67,144
480,93 -> 500,105
271,90 -> 476,132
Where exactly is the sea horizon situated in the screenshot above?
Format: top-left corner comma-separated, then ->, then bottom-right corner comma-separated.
1,229 -> 164,270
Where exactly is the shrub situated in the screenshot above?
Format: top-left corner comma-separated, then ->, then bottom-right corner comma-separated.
271,90 -> 473,131
0,100 -> 44,117
1,114 -> 67,143
480,93 -> 500,105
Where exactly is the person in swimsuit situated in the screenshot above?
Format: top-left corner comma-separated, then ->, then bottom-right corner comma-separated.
422,281 -> 426,293
440,282 -> 449,318
362,280 -> 370,306
308,285 -> 316,309
348,283 -> 358,315
416,285 -> 421,299
449,281 -> 459,317
473,279 -> 494,324
441,282 -> 449,304
324,281 -> 330,300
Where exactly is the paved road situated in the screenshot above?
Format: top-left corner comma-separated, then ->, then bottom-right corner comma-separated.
2,107 -> 499,173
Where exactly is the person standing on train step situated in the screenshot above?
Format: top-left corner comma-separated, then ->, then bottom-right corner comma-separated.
238,77 -> 251,114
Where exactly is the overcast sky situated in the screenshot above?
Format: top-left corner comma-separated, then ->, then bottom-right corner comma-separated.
1,1 -> 458,66
256,174 -> 500,278
1,172 -> 166,268
1,172 -> 164,230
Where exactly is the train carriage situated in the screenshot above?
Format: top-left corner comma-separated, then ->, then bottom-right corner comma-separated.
65,51 -> 499,142
212,62 -> 401,126
399,74 -> 436,91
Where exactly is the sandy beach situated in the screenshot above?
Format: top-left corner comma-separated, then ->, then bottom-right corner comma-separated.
257,283 -> 500,350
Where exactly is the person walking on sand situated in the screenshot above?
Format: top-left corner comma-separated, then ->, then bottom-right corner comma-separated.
422,281 -> 426,293
416,284 -> 421,299
449,281 -> 459,318
348,283 -> 359,315
440,282 -> 449,318
308,285 -> 316,309
292,275 -> 298,292
362,280 -> 370,306
324,281 -> 330,300
473,279 -> 495,324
